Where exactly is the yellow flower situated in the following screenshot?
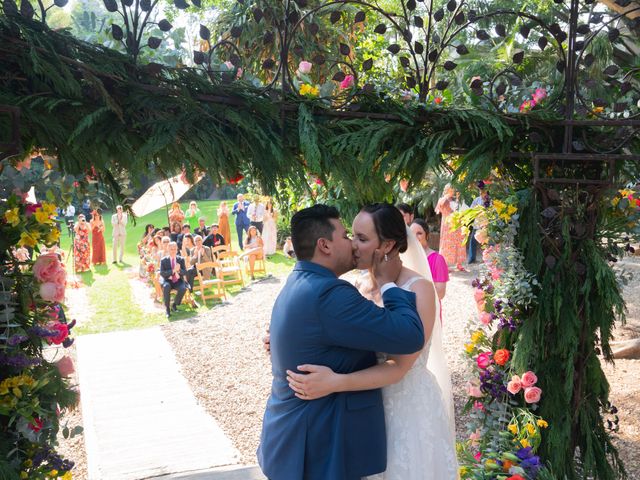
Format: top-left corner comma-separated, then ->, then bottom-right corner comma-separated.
612,197 -> 620,207
499,213 -> 511,222
61,471 -> 73,480
507,205 -> 517,216
465,343 -> 475,353
45,228 -> 61,245
471,330 -> 484,344
537,419 -> 549,428
19,231 -> 40,248
459,466 -> 468,477
4,208 -> 20,227
520,438 -> 531,448
35,209 -> 54,224
508,423 -> 518,435
23,459 -> 33,468
526,423 -> 536,435
41,202 -> 58,216
20,472 -> 28,479
299,83 -> 320,97
49,470 -> 58,478
493,199 -> 506,214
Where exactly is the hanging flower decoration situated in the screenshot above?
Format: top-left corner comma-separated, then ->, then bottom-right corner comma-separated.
227,173 -> 245,184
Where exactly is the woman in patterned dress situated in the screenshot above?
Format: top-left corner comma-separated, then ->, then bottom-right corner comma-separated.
435,184 -> 467,271
73,214 -> 91,272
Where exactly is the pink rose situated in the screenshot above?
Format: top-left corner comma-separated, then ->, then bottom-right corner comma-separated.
340,74 -> 355,89
469,429 -> 481,446
474,288 -> 485,303
298,61 -> 312,74
473,401 -> 485,411
521,371 -> 538,388
490,268 -> 504,280
466,382 -> 483,398
46,321 -> 69,345
532,88 -> 547,103
476,352 -> 492,369
507,375 -> 522,394
55,356 -> 75,377
474,228 -> 489,244
33,253 -> 66,284
479,312 -> 492,325
473,451 -> 482,461
25,202 -> 41,216
39,282 -> 65,303
524,386 -> 542,404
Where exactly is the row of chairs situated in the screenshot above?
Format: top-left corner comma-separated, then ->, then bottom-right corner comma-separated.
191,245 -> 267,306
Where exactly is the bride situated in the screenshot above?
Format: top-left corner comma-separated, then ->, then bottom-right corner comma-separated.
286,203 -> 458,479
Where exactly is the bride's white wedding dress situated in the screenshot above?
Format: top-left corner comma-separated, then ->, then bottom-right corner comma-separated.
367,276 -> 459,480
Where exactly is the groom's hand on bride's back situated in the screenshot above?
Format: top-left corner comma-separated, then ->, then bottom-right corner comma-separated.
372,248 -> 402,286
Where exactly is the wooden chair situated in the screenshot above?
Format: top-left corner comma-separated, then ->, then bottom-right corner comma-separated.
217,250 -> 244,288
241,250 -> 267,279
211,244 -> 229,259
152,272 -> 196,308
193,261 -> 226,306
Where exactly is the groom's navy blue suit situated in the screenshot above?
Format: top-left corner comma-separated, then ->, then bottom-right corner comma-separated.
258,261 -> 424,480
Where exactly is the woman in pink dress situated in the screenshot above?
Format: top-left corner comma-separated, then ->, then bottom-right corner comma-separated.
435,184 -> 467,271
411,219 -> 448,323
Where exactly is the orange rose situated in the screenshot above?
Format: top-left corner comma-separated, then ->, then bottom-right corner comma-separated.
493,349 -> 510,366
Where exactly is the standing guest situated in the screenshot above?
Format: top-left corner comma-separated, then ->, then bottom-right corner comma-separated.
247,195 -> 266,234
396,203 -> 414,226
186,234 -> 214,290
159,242 -> 188,318
74,214 -> 91,273
217,201 -> 232,247
262,199 -> 278,256
185,201 -> 201,230
90,209 -> 107,266
435,184 -> 467,271
468,182 -> 491,264
82,198 -> 92,221
242,225 -> 264,280
232,194 -> 251,249
168,202 -> 185,226
111,205 -> 128,264
64,204 -> 76,236
411,219 -> 449,325
203,224 -> 225,249
194,217 -> 209,238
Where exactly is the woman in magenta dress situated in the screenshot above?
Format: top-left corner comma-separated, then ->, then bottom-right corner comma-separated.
90,209 -> 107,265
410,219 -> 449,321
73,214 -> 91,272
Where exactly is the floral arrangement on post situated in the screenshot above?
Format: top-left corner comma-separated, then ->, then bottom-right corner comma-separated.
453,196 -> 554,480
1,194 -> 80,479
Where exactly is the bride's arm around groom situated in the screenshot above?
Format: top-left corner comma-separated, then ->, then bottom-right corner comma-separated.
258,204 -> 424,480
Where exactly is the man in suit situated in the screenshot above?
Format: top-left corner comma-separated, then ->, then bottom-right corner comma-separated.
159,242 -> 188,318
257,204 -> 424,480
186,234 -> 214,290
231,193 -> 251,250
110,205 -> 128,264
194,217 -> 209,238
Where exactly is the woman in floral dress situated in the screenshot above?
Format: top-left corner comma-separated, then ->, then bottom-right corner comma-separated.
435,184 -> 467,271
73,214 -> 91,272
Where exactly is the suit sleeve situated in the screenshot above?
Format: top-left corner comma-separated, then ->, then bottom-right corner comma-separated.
231,203 -> 238,216
159,259 -> 172,280
319,282 -> 424,354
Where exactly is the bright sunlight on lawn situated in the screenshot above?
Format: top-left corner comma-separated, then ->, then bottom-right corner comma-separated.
58,199 -> 295,335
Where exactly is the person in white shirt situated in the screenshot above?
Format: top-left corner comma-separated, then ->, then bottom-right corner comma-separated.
64,204 -> 76,236
247,196 -> 266,234
111,205 -> 128,264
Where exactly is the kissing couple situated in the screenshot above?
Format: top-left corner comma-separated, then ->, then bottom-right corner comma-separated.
258,203 -> 458,480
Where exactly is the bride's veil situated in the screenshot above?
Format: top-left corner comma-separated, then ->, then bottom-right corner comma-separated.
400,227 -> 456,437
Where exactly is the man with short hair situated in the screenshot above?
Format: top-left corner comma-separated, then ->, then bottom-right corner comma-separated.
258,204 -> 424,480
194,217 -> 209,238
177,223 -> 191,251
247,196 -> 266,234
203,224 -> 225,249
159,242 -> 188,318
186,235 -> 214,290
111,205 -> 128,264
396,202 -> 414,226
232,193 -> 251,249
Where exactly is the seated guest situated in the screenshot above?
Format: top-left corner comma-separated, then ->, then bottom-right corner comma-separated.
181,233 -> 195,265
241,225 -> 264,280
169,222 -> 181,243
177,223 -> 191,250
194,217 -> 209,238
162,226 -> 171,237
203,224 -> 225,249
186,234 -> 214,290
282,236 -> 295,259
159,242 -> 188,318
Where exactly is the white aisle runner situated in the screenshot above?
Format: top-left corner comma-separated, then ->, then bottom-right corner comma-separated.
77,327 -> 240,480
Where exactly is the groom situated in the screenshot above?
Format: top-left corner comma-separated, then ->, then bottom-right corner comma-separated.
257,204 -> 424,480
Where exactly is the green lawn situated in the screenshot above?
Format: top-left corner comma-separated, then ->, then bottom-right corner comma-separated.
59,199 -> 295,335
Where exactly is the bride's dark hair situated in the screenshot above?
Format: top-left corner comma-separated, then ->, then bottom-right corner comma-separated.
360,203 -> 408,253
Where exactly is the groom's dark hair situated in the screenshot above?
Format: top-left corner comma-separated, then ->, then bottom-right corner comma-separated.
291,204 -> 340,260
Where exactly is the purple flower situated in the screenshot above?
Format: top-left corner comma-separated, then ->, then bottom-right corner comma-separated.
29,325 -> 57,337
62,337 -> 74,348
517,446 -> 533,460
7,334 -> 28,346
0,352 -> 42,368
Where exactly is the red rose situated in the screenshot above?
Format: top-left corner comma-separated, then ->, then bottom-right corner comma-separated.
47,321 -> 69,345
28,417 -> 44,432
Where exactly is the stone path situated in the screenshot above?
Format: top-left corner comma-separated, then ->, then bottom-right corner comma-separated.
76,327 -> 241,480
